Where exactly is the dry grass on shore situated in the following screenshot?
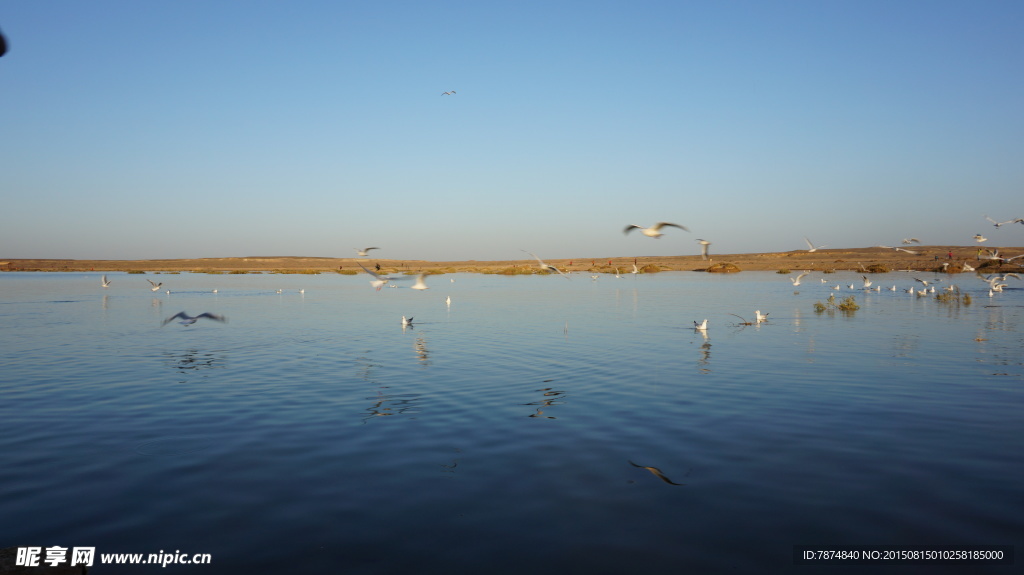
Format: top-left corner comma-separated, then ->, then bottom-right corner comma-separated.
3,246 -> 1021,275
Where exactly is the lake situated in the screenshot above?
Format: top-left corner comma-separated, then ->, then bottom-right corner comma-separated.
1,270 -> 1021,574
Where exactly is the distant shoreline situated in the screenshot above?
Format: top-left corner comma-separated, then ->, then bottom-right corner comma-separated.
2,245 -> 1020,274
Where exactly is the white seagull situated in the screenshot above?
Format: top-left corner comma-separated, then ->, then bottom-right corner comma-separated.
696,239 -> 711,260
974,234 -> 988,243
901,238 -> 921,244
161,312 -> 227,327
357,262 -> 411,291
804,237 -> 828,252
877,245 -> 918,255
862,276 -> 873,288
147,279 -> 163,292
631,263 -> 640,275
522,250 -> 571,279
355,247 -> 380,257
624,222 -> 689,238
101,275 -> 111,288
755,310 -> 768,323
402,315 -> 413,327
985,215 -> 1020,228
693,319 -> 708,331
789,271 -> 810,286
411,273 -> 429,290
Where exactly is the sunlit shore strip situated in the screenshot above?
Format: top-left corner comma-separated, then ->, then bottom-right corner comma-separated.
2,246 -> 1021,274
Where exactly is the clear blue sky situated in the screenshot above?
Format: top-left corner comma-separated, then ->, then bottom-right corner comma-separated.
2,0 -> 1022,261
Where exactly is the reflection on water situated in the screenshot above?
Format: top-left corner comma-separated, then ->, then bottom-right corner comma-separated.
524,386 -> 567,419
163,348 -> 225,375
1,271 -> 1022,574
628,460 -> 686,486
413,336 -> 430,364
362,391 -> 422,422
134,435 -> 215,457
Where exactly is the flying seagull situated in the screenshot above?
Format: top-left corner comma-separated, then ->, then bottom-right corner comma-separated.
411,273 -> 429,290
357,262 -> 412,291
804,237 -> 828,252
355,247 -> 380,257
901,238 -> 921,244
147,279 -> 163,292
441,90 -> 456,95
522,250 -> 570,279
974,234 -> 988,243
696,239 -> 711,260
624,222 -> 689,238
101,275 -> 111,288
161,312 -> 227,327
877,245 -> 919,255
789,271 -> 810,286
985,215 -> 1020,228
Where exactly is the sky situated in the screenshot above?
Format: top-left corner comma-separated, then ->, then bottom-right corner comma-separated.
2,0 -> 1023,261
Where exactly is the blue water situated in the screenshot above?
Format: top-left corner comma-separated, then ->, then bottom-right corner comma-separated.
1,271 -> 1021,574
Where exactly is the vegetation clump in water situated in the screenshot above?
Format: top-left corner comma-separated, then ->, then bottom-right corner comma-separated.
935,287 -> 972,305
706,262 -> 741,273
814,294 -> 860,313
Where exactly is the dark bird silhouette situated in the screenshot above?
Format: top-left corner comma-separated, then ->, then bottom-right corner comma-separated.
162,312 -> 227,327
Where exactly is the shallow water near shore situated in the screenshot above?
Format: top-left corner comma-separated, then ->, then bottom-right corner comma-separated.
1,271 -> 1022,574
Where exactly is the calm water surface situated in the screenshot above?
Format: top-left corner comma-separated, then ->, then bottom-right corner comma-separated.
1,271 -> 1021,574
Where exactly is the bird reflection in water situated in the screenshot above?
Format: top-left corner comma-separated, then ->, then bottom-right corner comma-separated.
163,349 -> 225,380
413,337 -> 430,365
696,335 -> 711,372
439,448 -> 462,475
362,390 -> 421,423
628,460 -> 686,486
525,387 -> 567,419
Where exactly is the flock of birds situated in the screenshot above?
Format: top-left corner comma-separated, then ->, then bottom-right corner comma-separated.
103,215 -> 1021,329
784,269 -> 1022,297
